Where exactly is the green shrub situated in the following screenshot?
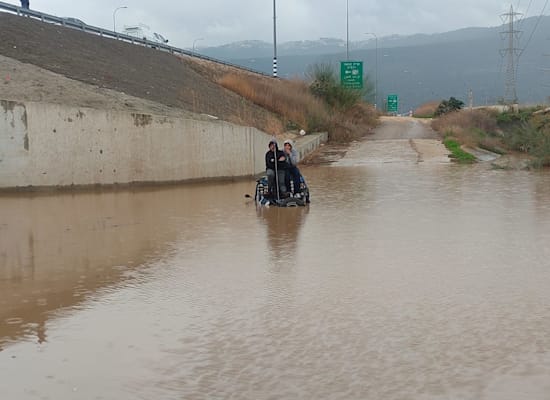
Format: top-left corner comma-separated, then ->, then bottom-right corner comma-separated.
306,63 -> 370,111
503,121 -> 550,167
496,106 -> 547,127
435,97 -> 464,116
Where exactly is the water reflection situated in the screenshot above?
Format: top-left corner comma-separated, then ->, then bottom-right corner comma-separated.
0,181 -> 253,350
256,205 -> 309,264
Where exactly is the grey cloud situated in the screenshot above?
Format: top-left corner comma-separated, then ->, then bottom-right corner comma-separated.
33,0 -> 544,47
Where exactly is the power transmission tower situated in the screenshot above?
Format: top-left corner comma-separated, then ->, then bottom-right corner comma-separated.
500,5 -> 522,104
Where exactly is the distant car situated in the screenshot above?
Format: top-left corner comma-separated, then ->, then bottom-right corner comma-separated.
123,25 -> 169,45
64,17 -> 86,27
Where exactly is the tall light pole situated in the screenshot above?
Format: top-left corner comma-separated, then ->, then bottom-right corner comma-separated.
192,38 -> 204,52
113,6 -> 127,33
346,0 -> 349,60
273,0 -> 278,77
365,32 -> 378,109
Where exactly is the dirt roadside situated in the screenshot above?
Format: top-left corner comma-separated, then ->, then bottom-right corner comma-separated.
0,55 -> 194,118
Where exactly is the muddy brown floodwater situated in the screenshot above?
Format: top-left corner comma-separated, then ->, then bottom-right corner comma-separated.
2,118 -> 550,399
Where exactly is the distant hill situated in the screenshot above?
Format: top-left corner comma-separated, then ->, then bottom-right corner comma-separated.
200,28 -> 498,58
200,37 -> 347,59
201,16 -> 550,112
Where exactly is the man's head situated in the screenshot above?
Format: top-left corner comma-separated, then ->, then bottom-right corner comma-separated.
268,140 -> 277,151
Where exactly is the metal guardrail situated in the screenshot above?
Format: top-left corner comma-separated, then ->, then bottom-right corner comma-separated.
0,1 -> 270,77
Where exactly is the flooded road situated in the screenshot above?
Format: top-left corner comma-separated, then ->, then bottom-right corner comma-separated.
2,118 -> 550,399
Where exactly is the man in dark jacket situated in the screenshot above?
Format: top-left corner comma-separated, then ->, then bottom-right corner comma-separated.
265,139 -> 288,199
20,0 -> 29,10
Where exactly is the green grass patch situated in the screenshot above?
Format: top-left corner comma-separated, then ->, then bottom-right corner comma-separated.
444,139 -> 477,163
413,114 -> 434,119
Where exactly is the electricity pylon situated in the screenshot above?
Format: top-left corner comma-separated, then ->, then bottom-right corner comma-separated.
500,5 -> 522,104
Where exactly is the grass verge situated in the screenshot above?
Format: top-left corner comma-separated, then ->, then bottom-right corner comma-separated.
443,138 -> 477,163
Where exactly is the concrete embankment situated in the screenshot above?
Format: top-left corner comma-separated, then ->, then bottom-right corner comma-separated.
0,99 -> 326,190
294,132 -> 328,160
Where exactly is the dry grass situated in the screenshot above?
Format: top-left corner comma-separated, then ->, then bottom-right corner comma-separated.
329,103 -> 379,142
217,70 -> 378,142
218,74 -> 330,133
414,101 -> 440,118
183,55 -> 379,142
431,109 -> 499,148
219,72 -> 379,142
433,107 -> 550,167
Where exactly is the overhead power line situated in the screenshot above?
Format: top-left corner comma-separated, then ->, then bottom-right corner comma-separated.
518,0 -> 534,28
520,0 -> 549,56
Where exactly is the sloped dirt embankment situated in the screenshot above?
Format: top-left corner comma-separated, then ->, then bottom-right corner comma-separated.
0,13 -> 278,130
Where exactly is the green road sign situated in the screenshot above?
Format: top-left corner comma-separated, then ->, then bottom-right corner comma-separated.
340,61 -> 363,89
387,94 -> 399,113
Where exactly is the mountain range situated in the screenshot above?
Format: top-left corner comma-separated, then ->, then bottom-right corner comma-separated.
199,16 -> 550,112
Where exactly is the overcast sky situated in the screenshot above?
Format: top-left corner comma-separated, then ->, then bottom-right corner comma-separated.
25,1 -> 548,48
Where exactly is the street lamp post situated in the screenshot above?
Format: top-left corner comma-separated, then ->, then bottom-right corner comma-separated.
273,0 -> 278,77
346,0 -> 349,60
365,32 -> 378,109
113,6 -> 127,33
192,38 -> 204,52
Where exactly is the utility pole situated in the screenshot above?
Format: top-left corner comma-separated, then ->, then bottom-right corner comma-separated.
365,32 -> 378,109
468,88 -> 474,110
500,5 -> 522,105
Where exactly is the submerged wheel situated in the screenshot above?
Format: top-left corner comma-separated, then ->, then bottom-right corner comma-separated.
304,188 -> 310,203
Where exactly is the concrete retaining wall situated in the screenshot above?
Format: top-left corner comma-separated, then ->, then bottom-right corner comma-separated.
1,100 -> 284,189
294,132 -> 328,161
